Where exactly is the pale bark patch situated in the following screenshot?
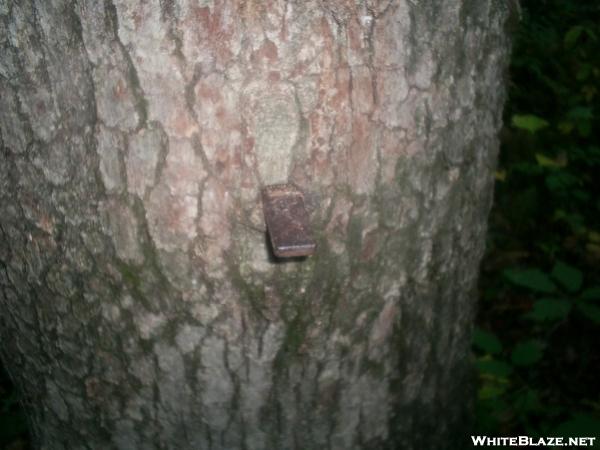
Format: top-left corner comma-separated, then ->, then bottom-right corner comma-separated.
147,183 -> 198,252
175,324 -> 205,354
199,336 -> 233,430
134,311 -> 166,340
96,125 -> 125,193
0,85 -> 29,153
101,199 -> 143,264
92,57 -> 140,130
243,81 -> 301,185
375,69 -> 410,128
126,126 -> 164,198
197,178 -> 232,275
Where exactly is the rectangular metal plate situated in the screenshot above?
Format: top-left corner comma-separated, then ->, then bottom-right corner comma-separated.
262,184 -> 316,258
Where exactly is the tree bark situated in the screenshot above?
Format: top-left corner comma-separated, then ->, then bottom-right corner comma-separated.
0,0 -> 511,448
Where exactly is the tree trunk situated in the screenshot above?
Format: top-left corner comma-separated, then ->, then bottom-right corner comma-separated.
0,0 -> 511,448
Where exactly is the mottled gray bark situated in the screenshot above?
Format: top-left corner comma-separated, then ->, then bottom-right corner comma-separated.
0,0 -> 511,448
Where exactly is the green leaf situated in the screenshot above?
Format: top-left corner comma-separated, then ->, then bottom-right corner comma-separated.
551,261 -> 583,293
567,106 -> 594,121
564,26 -> 584,47
535,153 -> 565,169
511,114 -> 549,133
553,210 -> 586,233
554,414 -> 600,437
503,268 -> 557,294
514,389 -> 541,413
511,340 -> 544,366
526,298 -> 571,322
577,303 -> 600,325
476,359 -> 513,378
473,328 -> 502,354
581,286 -> 600,301
577,121 -> 591,138
478,383 -> 507,400
545,172 -> 580,193
576,63 -> 593,81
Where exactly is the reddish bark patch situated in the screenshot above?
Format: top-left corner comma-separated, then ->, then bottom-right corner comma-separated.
169,109 -> 198,139
351,66 -> 374,115
194,74 -> 243,183
268,71 -> 281,83
348,114 -> 377,193
195,80 -> 222,104
255,39 -> 279,64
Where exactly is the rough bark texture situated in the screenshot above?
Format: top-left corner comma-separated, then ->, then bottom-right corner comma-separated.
0,0 -> 511,448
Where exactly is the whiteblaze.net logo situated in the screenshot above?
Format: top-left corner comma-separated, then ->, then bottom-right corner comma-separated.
471,436 -> 597,447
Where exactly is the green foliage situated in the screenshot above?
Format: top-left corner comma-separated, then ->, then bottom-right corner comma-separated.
526,298 -> 571,322
510,340 -> 544,367
555,414 -> 600,438
473,328 -> 503,354
503,268 -> 557,293
576,302 -> 600,325
551,260 -> 583,292
475,0 -> 600,439
477,359 -> 513,379
511,114 -> 549,133
581,286 -> 600,301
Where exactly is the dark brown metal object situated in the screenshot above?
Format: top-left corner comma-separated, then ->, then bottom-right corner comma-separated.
262,184 -> 316,258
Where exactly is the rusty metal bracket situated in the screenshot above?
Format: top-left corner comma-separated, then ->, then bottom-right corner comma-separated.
261,184 -> 316,258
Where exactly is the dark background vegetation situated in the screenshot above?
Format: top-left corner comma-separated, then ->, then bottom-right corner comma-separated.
1,1 -> 599,448
473,0 -> 600,443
